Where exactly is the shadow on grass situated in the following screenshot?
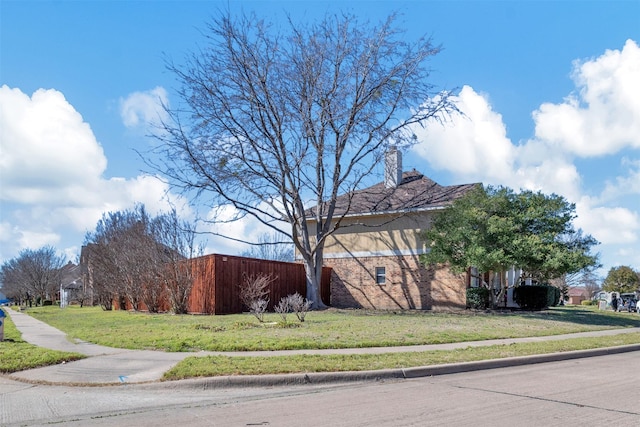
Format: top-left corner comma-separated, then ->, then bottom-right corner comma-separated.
528,307 -> 640,328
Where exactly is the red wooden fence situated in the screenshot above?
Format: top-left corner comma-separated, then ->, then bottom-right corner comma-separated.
115,254 -> 331,315
189,254 -> 331,314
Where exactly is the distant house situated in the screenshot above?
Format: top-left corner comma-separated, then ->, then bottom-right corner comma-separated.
59,261 -> 84,307
306,148 -> 479,310
567,287 -> 588,305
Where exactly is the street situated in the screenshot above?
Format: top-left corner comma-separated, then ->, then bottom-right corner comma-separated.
2,351 -> 638,426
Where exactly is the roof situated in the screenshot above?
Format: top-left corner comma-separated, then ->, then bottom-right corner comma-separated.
568,287 -> 587,297
308,170 -> 479,218
60,261 -> 83,289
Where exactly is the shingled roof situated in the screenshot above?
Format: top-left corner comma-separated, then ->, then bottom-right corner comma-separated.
308,170 -> 480,218
59,261 -> 83,290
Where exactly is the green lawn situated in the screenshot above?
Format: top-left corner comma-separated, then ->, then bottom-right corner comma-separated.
13,305 -> 640,379
0,308 -> 85,374
164,332 -> 640,380
24,304 -> 640,352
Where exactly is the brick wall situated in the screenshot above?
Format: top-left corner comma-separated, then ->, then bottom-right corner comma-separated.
327,254 -> 467,310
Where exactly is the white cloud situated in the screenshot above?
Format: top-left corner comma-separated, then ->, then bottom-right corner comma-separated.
119,86 -> 169,129
0,85 -> 107,202
0,86 -> 185,263
410,85 -> 516,183
532,39 -> 640,157
512,159 -> 582,200
599,158 -> 640,202
575,200 -> 639,245
410,85 -> 583,199
411,40 -> 640,273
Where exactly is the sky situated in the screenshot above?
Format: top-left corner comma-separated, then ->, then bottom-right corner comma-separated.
1,0 -> 639,280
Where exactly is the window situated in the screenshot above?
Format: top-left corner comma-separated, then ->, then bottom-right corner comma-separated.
375,267 -> 386,285
469,267 -> 479,288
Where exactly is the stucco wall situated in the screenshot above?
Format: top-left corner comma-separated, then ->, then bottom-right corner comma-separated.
327,254 -> 467,310
321,212 -> 433,257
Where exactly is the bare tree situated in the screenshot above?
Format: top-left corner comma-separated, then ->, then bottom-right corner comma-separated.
82,243 -> 117,310
84,205 -> 201,313
84,206 -> 156,311
0,246 -> 66,305
559,266 -> 601,299
151,11 -> 455,307
74,288 -> 89,308
150,209 -> 201,314
239,232 -> 294,262
0,258 -> 25,303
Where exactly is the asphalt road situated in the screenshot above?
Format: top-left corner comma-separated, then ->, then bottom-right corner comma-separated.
2,350 -> 638,426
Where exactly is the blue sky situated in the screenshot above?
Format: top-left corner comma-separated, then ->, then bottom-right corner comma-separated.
1,0 -> 639,279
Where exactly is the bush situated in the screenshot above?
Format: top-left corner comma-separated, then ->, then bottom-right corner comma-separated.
513,285 -> 559,310
287,292 -> 312,322
249,299 -> 268,323
467,287 -> 490,309
546,285 -> 561,307
581,299 -> 597,306
274,297 -> 290,323
42,300 -> 53,306
238,273 -> 274,322
273,293 -> 312,324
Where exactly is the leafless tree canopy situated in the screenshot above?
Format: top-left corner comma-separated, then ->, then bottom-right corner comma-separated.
151,209 -> 202,314
239,232 -> 294,262
0,246 -> 66,305
152,11 -> 456,306
84,206 -> 151,310
83,205 -> 200,312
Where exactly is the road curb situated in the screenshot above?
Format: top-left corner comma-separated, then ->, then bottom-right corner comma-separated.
401,343 -> 640,378
137,343 -> 640,390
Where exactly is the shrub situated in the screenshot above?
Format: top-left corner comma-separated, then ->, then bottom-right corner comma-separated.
466,287 -> 490,309
238,273 -> 274,322
274,297 -> 290,323
287,292 -> 312,322
544,285 -> 561,307
581,299 -> 596,306
42,300 -> 53,306
249,299 -> 268,323
513,285 -> 558,310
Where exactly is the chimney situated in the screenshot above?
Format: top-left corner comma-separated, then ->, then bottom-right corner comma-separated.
384,146 -> 403,188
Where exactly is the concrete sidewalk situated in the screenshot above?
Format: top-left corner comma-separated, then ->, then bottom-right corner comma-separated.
5,308 -> 640,387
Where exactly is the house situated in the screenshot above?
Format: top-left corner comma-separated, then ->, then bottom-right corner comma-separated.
59,261 -> 84,307
567,287 -> 588,305
308,148 -> 479,310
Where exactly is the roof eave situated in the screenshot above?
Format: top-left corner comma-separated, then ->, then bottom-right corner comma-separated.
306,204 -> 448,223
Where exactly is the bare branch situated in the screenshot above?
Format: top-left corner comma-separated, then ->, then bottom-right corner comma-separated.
148,11 -> 455,306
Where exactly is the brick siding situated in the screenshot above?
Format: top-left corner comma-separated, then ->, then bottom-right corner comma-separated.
327,254 -> 467,310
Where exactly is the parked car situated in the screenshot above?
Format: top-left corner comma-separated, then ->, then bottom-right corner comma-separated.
617,298 -> 636,312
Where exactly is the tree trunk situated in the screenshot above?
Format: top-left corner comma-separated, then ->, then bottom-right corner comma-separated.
303,253 -> 327,309
495,271 -> 508,308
